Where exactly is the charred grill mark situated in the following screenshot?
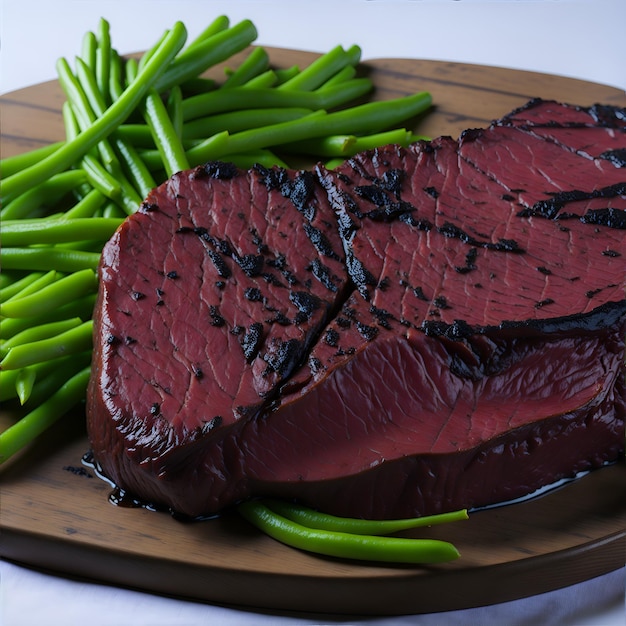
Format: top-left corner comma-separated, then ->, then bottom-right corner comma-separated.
241,322 -> 264,362
303,223 -> 341,260
438,221 -> 524,253
599,148 -> 626,167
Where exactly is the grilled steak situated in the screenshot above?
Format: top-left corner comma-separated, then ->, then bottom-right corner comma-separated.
87,99 -> 626,519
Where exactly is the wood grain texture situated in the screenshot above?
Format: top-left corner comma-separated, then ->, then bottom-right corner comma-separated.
1,49 -> 625,617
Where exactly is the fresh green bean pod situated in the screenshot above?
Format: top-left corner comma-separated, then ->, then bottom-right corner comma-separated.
1,270 -> 60,304
238,501 -> 461,564
0,247 -> 100,275
1,217 -> 123,247
222,46 -> 270,89
96,18 -> 112,105
64,188 -> 108,219
0,320 -> 93,370
0,366 -> 91,464
0,142 -> 65,179
0,272 -> 45,302
184,15 -> 231,52
15,368 -> 37,405
263,499 -> 469,535
0,269 -> 97,318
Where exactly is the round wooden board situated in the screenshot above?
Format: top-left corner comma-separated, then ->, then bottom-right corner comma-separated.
1,49 -> 625,617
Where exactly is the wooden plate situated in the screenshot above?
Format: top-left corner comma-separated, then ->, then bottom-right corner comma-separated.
1,49 -> 625,617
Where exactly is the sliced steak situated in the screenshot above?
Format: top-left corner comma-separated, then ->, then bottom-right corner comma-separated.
87,99 -> 626,519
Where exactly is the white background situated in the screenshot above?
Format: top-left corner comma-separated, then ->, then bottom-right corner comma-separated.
1,1 -> 625,625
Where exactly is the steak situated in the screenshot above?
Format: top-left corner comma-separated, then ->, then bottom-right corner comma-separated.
87,99 -> 626,519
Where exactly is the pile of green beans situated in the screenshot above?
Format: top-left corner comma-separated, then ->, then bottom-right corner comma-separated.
0,15 -> 458,565
239,500 -> 467,564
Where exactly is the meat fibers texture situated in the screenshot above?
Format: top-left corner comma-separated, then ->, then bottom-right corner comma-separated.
87,99 -> 626,519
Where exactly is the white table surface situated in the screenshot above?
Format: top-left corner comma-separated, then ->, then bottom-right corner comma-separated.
1,1 -> 625,624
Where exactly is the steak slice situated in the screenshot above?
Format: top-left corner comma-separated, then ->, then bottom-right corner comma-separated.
87,100 -> 626,519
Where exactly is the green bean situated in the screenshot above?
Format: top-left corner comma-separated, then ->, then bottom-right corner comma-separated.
263,499 -> 469,535
0,269 -> 96,318
0,21 -> 187,202
238,501 -> 460,564
1,217 -> 123,247
1,247 -> 99,275
64,188 -> 108,219
277,45 -> 361,92
241,69 -> 279,89
0,366 -> 91,464
182,107 -> 314,141
154,19 -> 257,93
0,317 -> 84,359
0,294 -> 96,340
274,66 -> 300,85
226,150 -> 289,169
80,153 -> 123,202
110,137 -> 157,199
222,46 -> 270,89
142,88 -> 190,176
185,15 -> 231,52
178,76 -> 217,96
0,142 -> 64,179
167,85 -> 184,138
0,170 -> 87,220
0,320 -> 93,370
318,64 -> 357,88
0,272 -> 45,302
96,18 -> 112,105
81,29 -> 98,70
15,368 -> 37,405
108,48 -> 124,101
181,79 -> 373,121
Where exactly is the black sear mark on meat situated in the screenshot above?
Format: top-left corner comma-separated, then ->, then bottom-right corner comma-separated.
370,305 -> 394,329
193,161 -> 239,180
290,291 -> 320,322
424,186 -> 439,198
324,328 -> 340,347
266,254 -> 286,270
537,266 -> 552,275
308,258 -> 338,292
156,299 -> 165,306
586,288 -> 602,299
356,321 -> 378,341
231,325 -> 244,336
599,148 -> 626,167
235,253 -> 265,277
141,202 -> 159,212
309,357 -> 323,374
207,250 -> 231,279
281,171 -> 317,220
253,163 -> 289,190
303,223 -> 341,260
106,334 -> 119,345
535,298 -> 555,308
602,249 -> 621,257
502,194 -> 515,201
209,305 -> 226,327
166,271 -> 179,280
200,416 -> 222,435
262,272 -> 284,287
131,291 -> 145,301
176,226 -> 192,234
215,280 -> 225,289
266,312 -> 291,326
455,247 -> 478,274
244,287 -> 263,302
413,286 -> 430,301
588,103 -> 626,126
437,221 -> 524,253
354,183 -> 389,207
345,252 -> 377,300
263,338 -> 303,376
241,322 -> 264,362
335,316 -> 351,328
421,319 -> 474,341
150,403 -> 161,416
378,277 -> 390,291
191,364 -> 203,379
124,336 -> 136,345
433,295 -> 451,309
581,208 -> 626,229
362,200 -> 416,223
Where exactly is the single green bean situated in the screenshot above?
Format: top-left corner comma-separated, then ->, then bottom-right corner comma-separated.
0,317 -> 84,358
0,247 -> 100,274
108,48 -> 124,101
96,18 -> 112,105
318,64 -> 357,88
263,500 -> 469,535
1,217 -> 123,247
80,153 -> 123,201
0,320 -> 93,369
184,15 -> 231,52
81,29 -> 98,70
178,76 -> 217,96
0,269 -> 97,318
155,19 -> 257,93
0,21 -> 187,202
0,170 -> 87,220
0,366 -> 91,464
15,368 -> 37,405
222,46 -> 270,89
142,88 -> 190,176
111,136 -> 157,199
64,188 -> 108,219
0,142 -> 65,179
225,150 -> 289,169
238,501 -> 460,564
241,69 -> 279,89
167,85 -> 184,138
